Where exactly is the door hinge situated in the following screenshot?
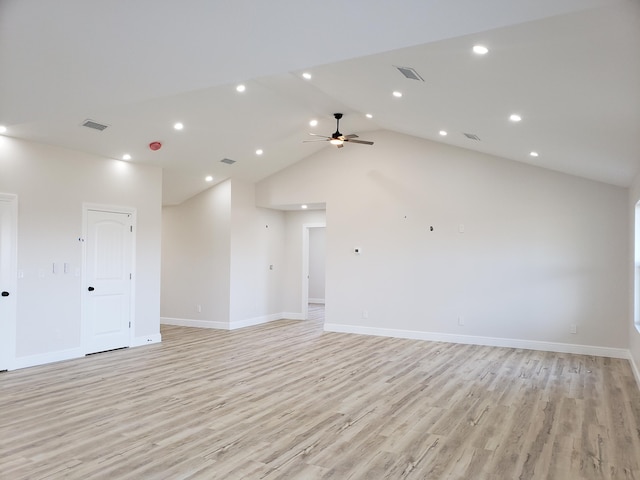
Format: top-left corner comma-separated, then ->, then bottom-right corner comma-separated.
129,321 -> 131,328
129,273 -> 132,280
130,225 -> 133,233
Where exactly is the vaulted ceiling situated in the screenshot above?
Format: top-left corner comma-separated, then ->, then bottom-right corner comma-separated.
1,0 -> 639,205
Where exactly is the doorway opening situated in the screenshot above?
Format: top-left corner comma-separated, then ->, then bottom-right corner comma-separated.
302,223 -> 325,321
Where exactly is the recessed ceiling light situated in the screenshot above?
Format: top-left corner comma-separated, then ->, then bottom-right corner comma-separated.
301,204 -> 308,209
255,149 -> 263,155
122,153 -> 131,161
393,91 -> 403,98
236,84 -> 246,93
309,119 -> 318,127
173,122 -> 184,130
302,72 -> 312,80
0,126 -> 6,134
529,151 -> 539,157
509,114 -> 522,122
366,113 -> 373,119
439,130 -> 448,136
205,175 -> 213,182
473,45 -> 489,55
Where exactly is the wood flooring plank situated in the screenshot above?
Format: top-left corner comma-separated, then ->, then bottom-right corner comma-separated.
1,307 -> 639,479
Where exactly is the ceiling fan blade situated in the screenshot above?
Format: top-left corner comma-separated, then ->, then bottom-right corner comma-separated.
303,139 -> 329,143
336,143 -> 344,149
345,138 -> 374,145
308,132 -> 330,138
344,134 -> 359,139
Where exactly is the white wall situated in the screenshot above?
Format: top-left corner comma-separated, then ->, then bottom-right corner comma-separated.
308,227 -> 326,302
257,130 -> 628,355
229,180 -> 285,326
161,179 -> 286,328
0,136 -> 162,367
161,180 -> 231,325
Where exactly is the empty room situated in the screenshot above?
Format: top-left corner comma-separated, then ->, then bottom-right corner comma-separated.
1,0 -> 640,478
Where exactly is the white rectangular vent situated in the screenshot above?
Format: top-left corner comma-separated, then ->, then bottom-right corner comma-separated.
220,158 -> 236,165
81,119 -> 109,131
463,133 -> 481,141
395,66 -> 424,82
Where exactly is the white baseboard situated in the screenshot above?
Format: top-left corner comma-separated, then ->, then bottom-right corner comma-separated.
323,323 -> 630,359
630,352 -> 640,390
131,333 -> 162,347
161,317 -> 230,329
309,298 -> 325,304
10,347 -> 85,370
9,334 -> 163,371
161,313 -> 299,331
230,313 -> 284,330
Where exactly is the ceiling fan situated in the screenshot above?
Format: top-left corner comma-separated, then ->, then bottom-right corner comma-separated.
304,113 -> 374,148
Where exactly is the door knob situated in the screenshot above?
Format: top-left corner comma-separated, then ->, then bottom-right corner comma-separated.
88,286 -> 95,292
1,291 -> 8,297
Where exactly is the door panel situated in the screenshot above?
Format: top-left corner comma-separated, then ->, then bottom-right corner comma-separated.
0,195 -> 17,370
84,209 -> 133,354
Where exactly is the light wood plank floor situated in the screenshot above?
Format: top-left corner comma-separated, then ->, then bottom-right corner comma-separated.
1,307 -> 639,479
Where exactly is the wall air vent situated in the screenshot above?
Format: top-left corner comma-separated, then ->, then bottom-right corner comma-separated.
463,133 -> 481,141
220,158 -> 236,165
81,119 -> 109,131
395,66 -> 424,82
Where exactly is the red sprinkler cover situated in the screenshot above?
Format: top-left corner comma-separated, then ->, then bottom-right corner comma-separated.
149,141 -> 162,151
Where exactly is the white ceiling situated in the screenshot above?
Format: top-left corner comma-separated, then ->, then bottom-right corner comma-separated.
1,0 -> 639,205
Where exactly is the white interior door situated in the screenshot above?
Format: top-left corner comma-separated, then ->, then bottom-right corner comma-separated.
0,194 -> 17,370
84,209 -> 134,354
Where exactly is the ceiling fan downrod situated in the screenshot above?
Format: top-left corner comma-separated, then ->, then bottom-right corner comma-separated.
333,113 -> 343,138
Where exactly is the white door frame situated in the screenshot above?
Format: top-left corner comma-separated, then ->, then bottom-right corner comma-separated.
81,203 -> 136,353
301,222 -> 325,320
0,193 -> 18,370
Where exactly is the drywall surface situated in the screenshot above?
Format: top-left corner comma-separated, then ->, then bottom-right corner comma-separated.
229,180 -> 285,325
162,179 -> 286,328
257,130 -> 628,351
161,180 -> 231,325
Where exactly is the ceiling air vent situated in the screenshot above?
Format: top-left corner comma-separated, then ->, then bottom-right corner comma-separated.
220,158 -> 236,165
463,132 -> 481,141
81,119 -> 109,131
395,66 -> 424,82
